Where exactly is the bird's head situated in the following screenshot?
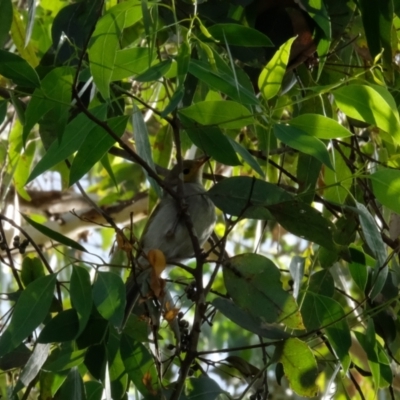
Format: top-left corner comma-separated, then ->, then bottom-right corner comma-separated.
166,156 -> 210,185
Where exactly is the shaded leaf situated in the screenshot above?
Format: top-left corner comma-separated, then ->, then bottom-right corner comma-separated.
179,100 -> 253,129
22,214 -> 87,252
274,124 -> 334,170
185,376 -> 224,399
208,176 -> 292,219
181,116 -> 241,166
0,50 -> 40,88
71,266 -> 93,336
57,367 -> 85,400
227,137 -> 265,177
349,202 -> 387,299
69,115 -> 129,185
27,104 -> 108,183
92,272 -> 125,329
0,0 -> 12,47
349,247 -> 368,292
21,256 -> 45,286
0,343 -> 31,371
267,200 -> 336,250
212,297 -> 290,340
224,254 -> 304,329
0,274 -> 57,357
135,59 -> 171,82
38,309 -> 79,343
207,24 -> 273,47
188,59 -> 258,105
132,104 -> 161,197
22,66 -> 74,145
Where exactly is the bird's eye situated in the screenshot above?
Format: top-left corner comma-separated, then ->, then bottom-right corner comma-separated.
183,168 -> 190,175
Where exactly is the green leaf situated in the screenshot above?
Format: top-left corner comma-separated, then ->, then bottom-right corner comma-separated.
135,59 -> 172,82
307,270 -> 335,297
92,272 -> 125,329
296,153 -> 322,203
88,0 -> 142,99
212,297 -> 290,340
0,343 -> 31,371
301,291 -> 351,371
179,100 -> 253,129
289,114 -> 351,139
274,124 -> 334,170
111,47 -> 154,81
132,104 -> 161,197
70,266 -> 93,336
22,214 -> 87,252
38,309 -> 79,343
120,334 -> 159,397
0,274 -> 57,357
0,0 -> 12,47
348,202 -> 387,299
0,100 -> 7,125
185,376 -> 224,399
278,338 -> 319,397
45,349 -> 86,372
57,367 -> 85,400
208,176 -> 292,219
207,24 -> 273,47
27,104 -> 108,183
181,116 -> 241,166
224,254 -> 304,329
227,137 -> 265,177
370,169 -> 400,214
21,256 -> 45,286
334,85 -> 400,144
348,248 -> 368,292
0,50 -> 40,88
85,381 -> 103,400
267,200 -> 336,250
258,37 -> 296,100
188,59 -> 259,105
323,146 -> 352,204
69,115 -> 129,185
23,67 -> 74,145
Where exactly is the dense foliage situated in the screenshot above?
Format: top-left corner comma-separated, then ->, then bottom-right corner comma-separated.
1,0 -> 400,398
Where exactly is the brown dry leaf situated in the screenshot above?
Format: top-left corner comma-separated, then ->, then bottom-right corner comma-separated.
163,301 -> 180,323
142,371 -> 157,395
148,249 -> 167,298
115,229 -> 132,252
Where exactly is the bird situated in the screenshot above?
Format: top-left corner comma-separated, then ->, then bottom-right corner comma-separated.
137,156 -> 216,266
123,156 -> 216,325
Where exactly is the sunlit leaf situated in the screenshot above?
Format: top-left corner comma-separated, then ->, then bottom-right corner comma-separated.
258,37 -> 296,100
278,338 -> 319,397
